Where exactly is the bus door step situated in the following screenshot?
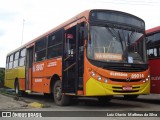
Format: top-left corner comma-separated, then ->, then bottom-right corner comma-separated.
25,90 -> 31,93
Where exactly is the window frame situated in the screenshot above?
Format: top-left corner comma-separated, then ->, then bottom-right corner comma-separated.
47,30 -> 63,59
19,48 -> 26,66
13,51 -> 19,68
35,37 -> 47,62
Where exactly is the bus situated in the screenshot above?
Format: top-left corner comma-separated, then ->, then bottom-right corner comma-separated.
5,9 -> 150,106
146,26 -> 160,94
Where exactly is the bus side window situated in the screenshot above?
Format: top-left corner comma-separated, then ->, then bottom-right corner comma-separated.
6,56 -> 9,69
148,48 -> 158,58
35,38 -> 46,62
9,54 -> 13,69
19,48 -> 26,66
47,30 -> 63,59
66,34 -> 75,57
13,51 -> 19,68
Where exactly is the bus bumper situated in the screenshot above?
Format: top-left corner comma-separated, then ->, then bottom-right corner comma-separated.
85,78 -> 150,96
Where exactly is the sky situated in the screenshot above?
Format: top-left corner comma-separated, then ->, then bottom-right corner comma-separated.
0,0 -> 160,67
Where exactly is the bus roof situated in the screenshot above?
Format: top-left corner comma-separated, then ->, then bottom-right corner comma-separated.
146,26 -> 160,35
7,9 -> 91,56
7,9 -> 143,56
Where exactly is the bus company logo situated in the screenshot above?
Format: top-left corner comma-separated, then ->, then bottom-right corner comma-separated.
35,79 -> 42,83
126,78 -> 131,82
2,112 -> 11,117
47,62 -> 57,67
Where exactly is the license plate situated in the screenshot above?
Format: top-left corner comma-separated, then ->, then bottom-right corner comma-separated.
123,86 -> 132,91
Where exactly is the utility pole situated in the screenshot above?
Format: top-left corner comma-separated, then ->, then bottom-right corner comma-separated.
21,19 -> 25,45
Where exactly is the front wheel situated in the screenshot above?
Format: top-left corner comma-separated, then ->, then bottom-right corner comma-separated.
53,80 -> 71,106
123,95 -> 139,99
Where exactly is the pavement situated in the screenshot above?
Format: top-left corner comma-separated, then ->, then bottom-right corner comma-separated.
0,93 -> 28,110
0,88 -> 45,110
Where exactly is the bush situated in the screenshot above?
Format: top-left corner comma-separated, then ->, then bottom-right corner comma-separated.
0,68 -> 5,88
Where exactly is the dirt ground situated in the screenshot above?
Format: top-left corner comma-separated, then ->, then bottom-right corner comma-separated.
0,93 -> 29,110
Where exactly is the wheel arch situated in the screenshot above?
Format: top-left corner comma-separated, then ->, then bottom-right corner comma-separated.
50,74 -> 61,93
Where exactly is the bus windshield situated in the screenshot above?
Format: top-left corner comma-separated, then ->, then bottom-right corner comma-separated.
87,26 -> 147,64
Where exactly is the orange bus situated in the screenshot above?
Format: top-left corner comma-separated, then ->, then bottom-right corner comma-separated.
5,9 -> 150,106
146,26 -> 160,94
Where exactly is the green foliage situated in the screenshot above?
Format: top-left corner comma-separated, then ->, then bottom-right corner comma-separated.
0,68 -> 5,83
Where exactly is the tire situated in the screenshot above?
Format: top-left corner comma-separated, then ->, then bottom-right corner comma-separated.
123,95 -> 139,99
15,81 -> 26,97
15,81 -> 21,96
53,80 -> 71,106
98,96 -> 113,104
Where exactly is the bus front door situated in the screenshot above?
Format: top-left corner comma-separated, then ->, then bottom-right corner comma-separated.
62,24 -> 82,94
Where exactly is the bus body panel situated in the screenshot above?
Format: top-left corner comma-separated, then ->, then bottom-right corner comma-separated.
86,77 -> 150,96
4,79 -> 15,89
19,78 -> 25,91
84,57 -> 150,96
31,58 -> 62,93
5,66 -> 25,89
149,59 -> 160,94
146,26 -> 160,94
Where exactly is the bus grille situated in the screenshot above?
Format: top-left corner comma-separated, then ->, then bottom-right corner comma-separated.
105,66 -> 146,72
110,78 -> 141,82
113,90 -> 139,93
112,86 -> 140,93
112,86 -> 140,89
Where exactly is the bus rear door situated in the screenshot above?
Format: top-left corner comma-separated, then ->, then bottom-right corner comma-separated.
25,45 -> 34,91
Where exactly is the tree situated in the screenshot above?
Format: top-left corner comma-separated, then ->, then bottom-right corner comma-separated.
0,68 -> 5,88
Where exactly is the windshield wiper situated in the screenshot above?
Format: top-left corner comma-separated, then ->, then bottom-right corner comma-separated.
127,31 -> 137,46
105,26 -> 125,52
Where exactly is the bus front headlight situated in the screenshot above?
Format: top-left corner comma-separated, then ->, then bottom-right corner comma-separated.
91,71 -> 96,77
97,76 -> 102,81
104,78 -> 108,83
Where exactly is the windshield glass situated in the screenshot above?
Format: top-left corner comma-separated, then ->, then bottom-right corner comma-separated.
87,26 -> 147,64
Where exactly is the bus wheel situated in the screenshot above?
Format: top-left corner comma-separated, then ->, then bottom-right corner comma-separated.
98,96 -> 112,104
15,81 -> 20,96
15,81 -> 26,97
53,80 -> 71,106
123,95 -> 139,99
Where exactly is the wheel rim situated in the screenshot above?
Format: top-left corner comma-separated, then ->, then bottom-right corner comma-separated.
15,84 -> 18,94
54,86 -> 62,101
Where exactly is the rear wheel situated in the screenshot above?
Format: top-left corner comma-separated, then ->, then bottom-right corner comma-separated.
53,80 -> 71,106
15,81 -> 26,97
123,95 -> 139,99
15,81 -> 19,96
